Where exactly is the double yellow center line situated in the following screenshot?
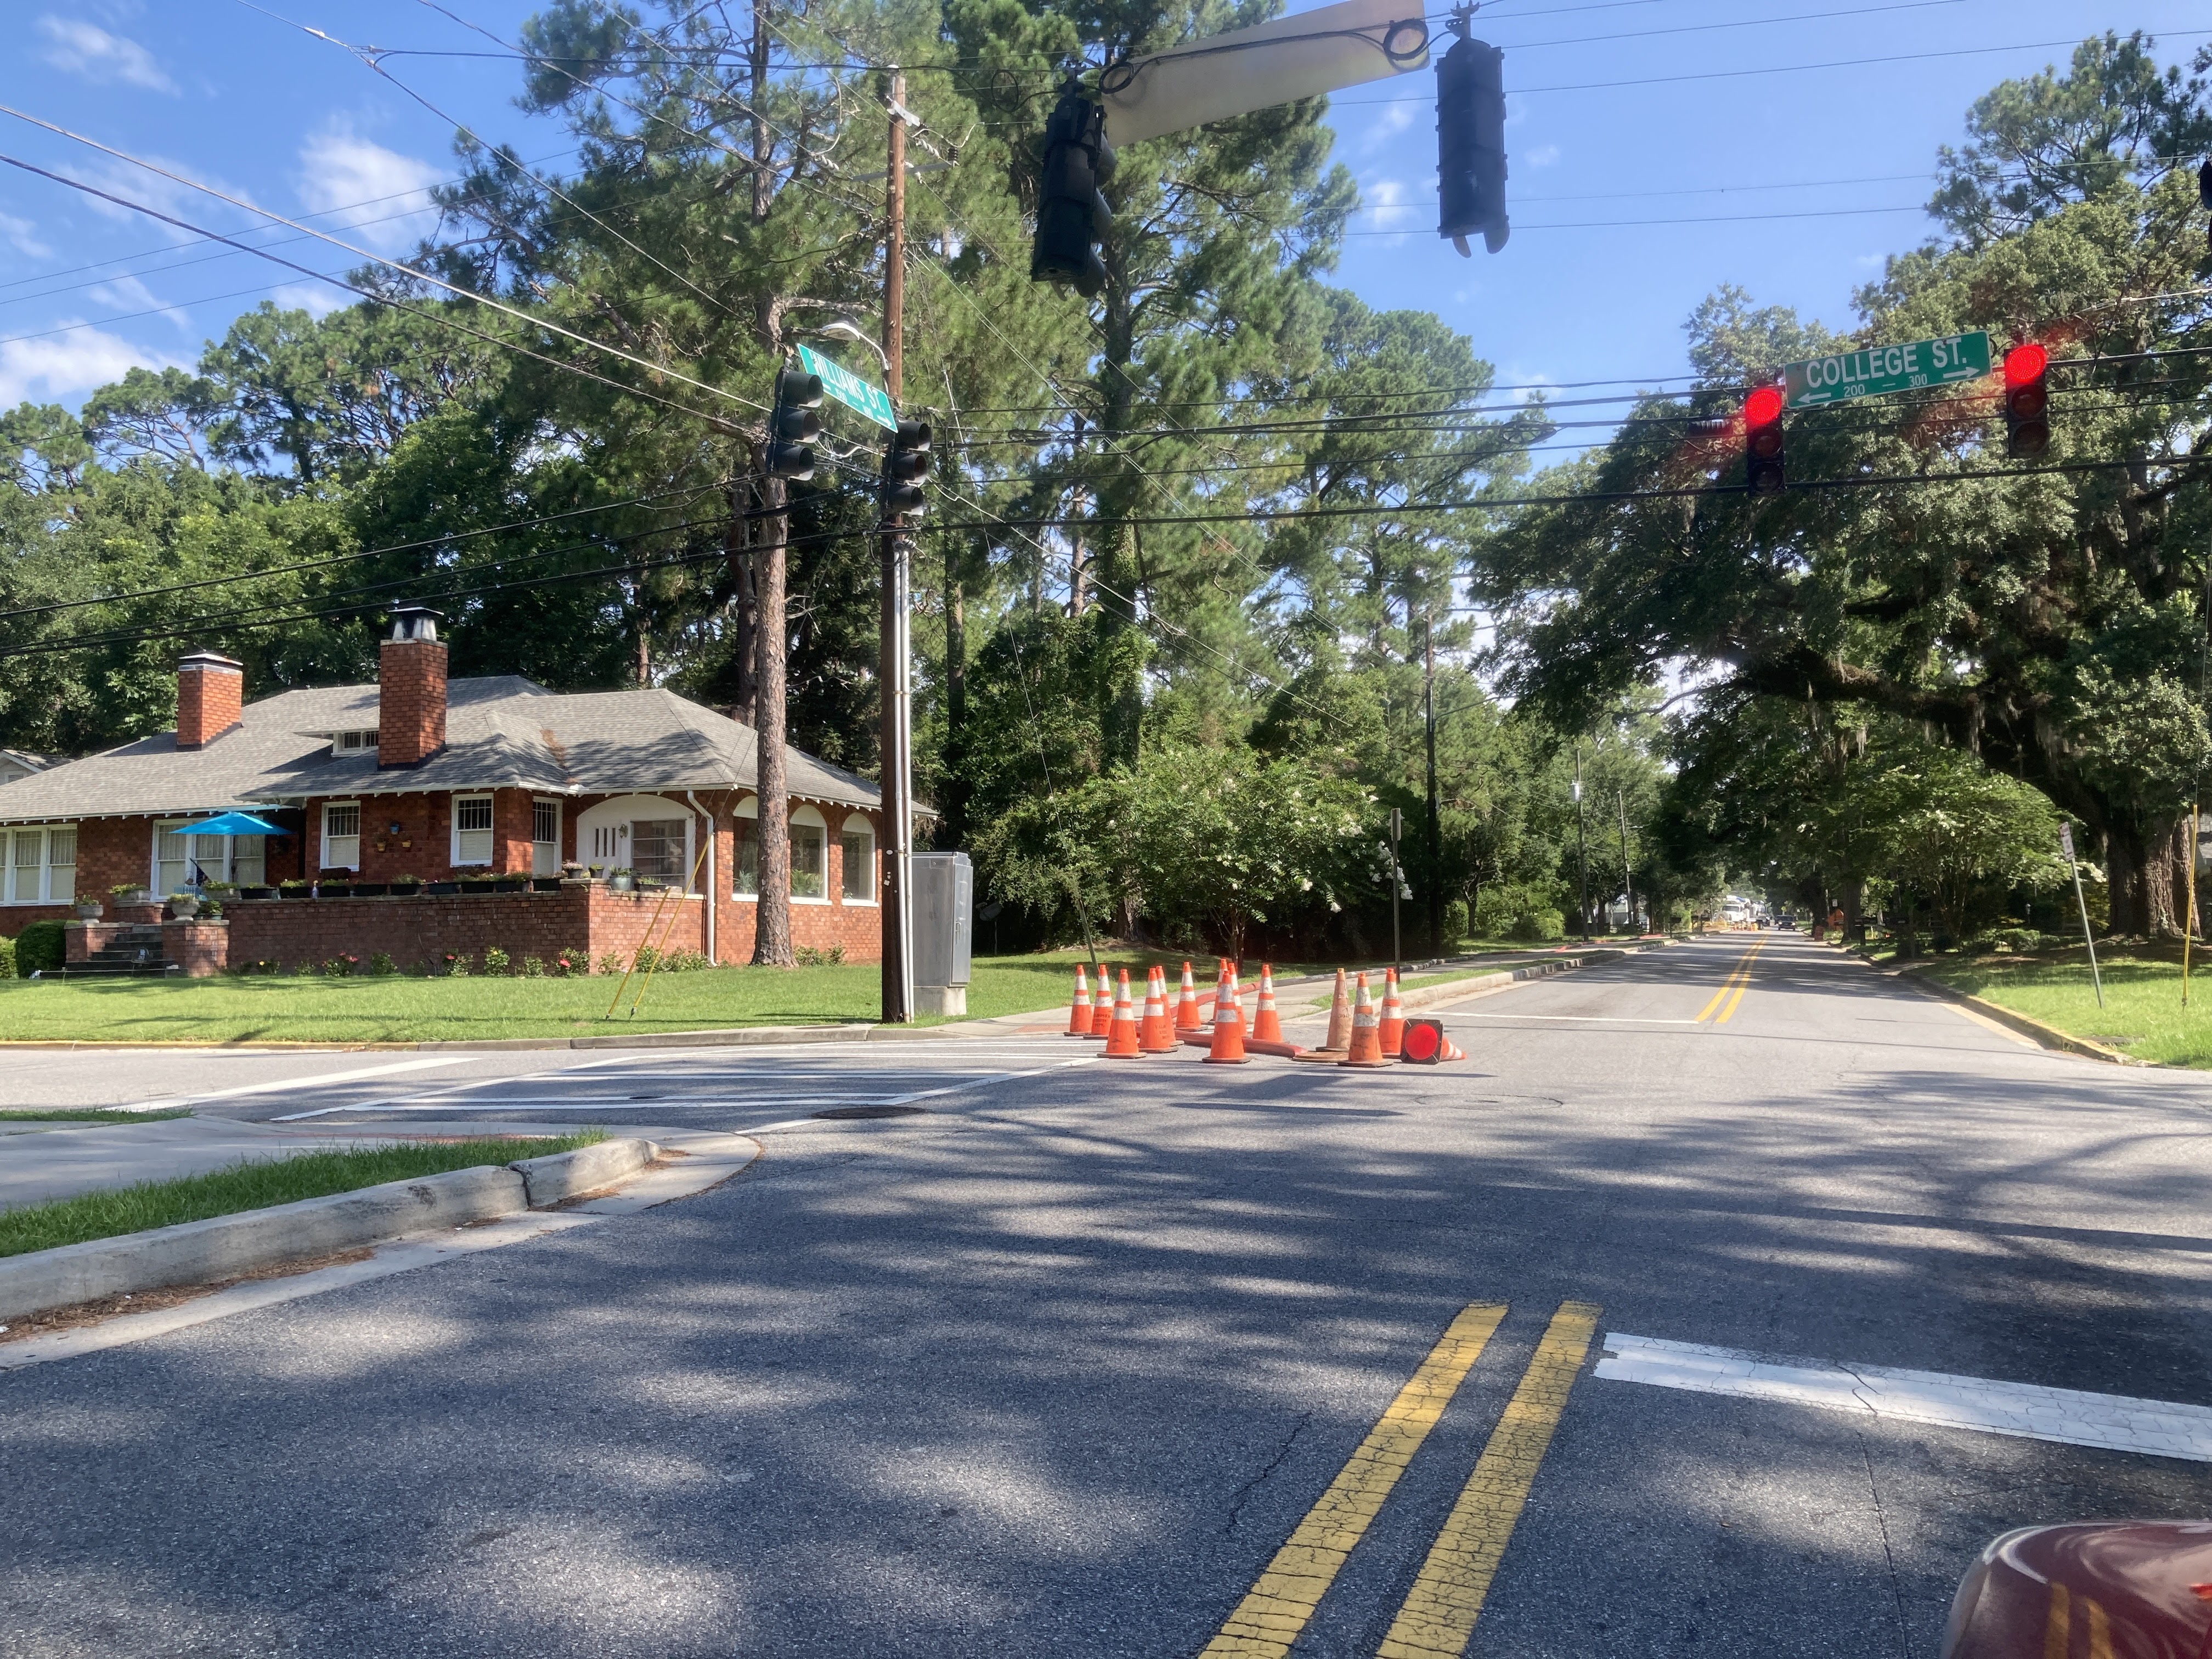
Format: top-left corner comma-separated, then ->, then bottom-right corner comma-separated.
1203,1301 -> 1600,1659
1693,940 -> 1764,1025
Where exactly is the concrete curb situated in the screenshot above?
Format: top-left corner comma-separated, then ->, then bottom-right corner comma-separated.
0,1137 -> 658,1323
1897,968 -> 2140,1066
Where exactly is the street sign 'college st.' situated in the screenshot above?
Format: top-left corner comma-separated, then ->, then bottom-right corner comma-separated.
1783,330 -> 1990,409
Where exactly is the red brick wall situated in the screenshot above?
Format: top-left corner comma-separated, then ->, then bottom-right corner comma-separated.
221,883 -> 704,973
707,799 -> 883,964
164,919 -> 228,978
176,658 -> 243,749
377,637 -> 447,765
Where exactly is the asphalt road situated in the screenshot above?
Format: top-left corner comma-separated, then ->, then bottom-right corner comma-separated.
7,936 -> 2212,1657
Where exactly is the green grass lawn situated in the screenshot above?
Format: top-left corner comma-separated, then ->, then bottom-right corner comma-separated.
0,949 -> 1226,1045
1926,950 -> 2212,1067
0,1130 -> 604,1257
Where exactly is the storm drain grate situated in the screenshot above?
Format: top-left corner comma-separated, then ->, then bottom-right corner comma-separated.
811,1105 -> 929,1120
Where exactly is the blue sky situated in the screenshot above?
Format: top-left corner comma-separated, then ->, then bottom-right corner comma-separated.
0,1 -> 2205,428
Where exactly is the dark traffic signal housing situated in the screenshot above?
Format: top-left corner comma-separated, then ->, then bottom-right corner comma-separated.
882,419 -> 933,517
1031,89 -> 1115,297
1743,385 -> 1785,494
2002,341 -> 2050,459
1436,24 -> 1507,256
768,367 -> 822,480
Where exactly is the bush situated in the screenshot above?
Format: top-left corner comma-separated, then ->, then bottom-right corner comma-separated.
321,954 -> 360,978
368,952 -> 397,976
441,951 -> 471,977
552,949 -> 585,977
13,920 -> 65,977
1442,898 -> 1469,944
0,934 -> 15,979
520,955 -> 546,978
482,945 -> 511,975
794,944 -> 846,967
597,950 -> 628,976
1474,885 -> 1563,942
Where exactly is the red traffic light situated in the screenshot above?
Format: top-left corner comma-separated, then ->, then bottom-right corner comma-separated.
2002,342 -> 2048,388
1743,385 -> 1784,426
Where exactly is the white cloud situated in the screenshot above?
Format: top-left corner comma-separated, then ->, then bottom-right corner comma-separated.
37,16 -> 177,94
0,211 -> 51,259
87,273 -> 193,331
1523,144 -> 1560,169
272,281 -> 348,319
1360,100 -> 1418,153
1361,176 -> 1420,243
59,154 -> 231,240
0,325 -> 183,406
295,120 -> 442,252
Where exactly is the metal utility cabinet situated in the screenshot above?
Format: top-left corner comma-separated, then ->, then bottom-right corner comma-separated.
910,851 -> 973,1017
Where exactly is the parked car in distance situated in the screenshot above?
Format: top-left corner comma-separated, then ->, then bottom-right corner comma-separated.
1942,1521 -> 2212,1657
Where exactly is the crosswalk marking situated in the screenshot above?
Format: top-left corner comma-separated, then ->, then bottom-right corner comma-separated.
1595,1333 -> 2212,1462
1200,1303 -> 1508,1658
1376,1301 -> 1601,1659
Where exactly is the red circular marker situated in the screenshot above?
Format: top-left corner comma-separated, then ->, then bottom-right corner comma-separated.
2003,342 -> 2049,387
1402,1020 -> 1442,1062
1742,385 -> 1784,426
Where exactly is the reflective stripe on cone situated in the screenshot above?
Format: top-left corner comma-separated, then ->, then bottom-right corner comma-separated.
1104,969 -> 1143,1058
1341,972 -> 1389,1067
1140,966 -> 1178,1052
1065,966 -> 1092,1037
1251,963 -> 1283,1043
1206,966 -> 1250,1063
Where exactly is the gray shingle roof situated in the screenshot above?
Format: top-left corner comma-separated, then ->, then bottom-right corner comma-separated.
0,677 -> 879,822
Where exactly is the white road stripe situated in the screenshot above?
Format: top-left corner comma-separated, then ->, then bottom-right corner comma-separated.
272,1094 -> 921,1119
1596,1333 -> 2212,1462
163,1057 -> 474,1105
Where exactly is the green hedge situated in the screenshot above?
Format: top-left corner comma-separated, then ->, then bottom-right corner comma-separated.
12,920 -> 65,977
0,933 -> 14,979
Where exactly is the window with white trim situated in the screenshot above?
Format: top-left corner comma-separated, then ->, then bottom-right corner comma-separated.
531,798 -> 561,877
322,802 -> 361,871
153,822 -> 264,891
840,818 -> 874,902
2,825 -> 74,904
452,795 -> 494,866
334,730 -> 379,755
791,821 -> 826,899
631,819 -> 689,881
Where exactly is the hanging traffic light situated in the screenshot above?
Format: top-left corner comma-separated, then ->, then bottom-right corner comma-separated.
1030,89 -> 1114,297
2199,157 -> 2211,251
2002,342 -> 2050,459
767,366 -> 822,480
1436,20 -> 1507,256
882,419 -> 933,517
1743,384 -> 1785,494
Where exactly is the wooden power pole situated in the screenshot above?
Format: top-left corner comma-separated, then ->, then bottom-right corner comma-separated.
878,74 -> 914,1023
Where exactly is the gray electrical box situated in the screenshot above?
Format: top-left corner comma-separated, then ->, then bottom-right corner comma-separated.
910,851 -> 973,1015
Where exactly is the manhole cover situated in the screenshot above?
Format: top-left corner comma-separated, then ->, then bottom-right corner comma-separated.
811,1104 -> 929,1120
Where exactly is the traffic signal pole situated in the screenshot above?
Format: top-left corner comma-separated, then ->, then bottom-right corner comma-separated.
880,73 -> 914,1024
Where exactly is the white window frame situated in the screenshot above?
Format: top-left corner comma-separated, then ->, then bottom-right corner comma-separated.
333,729 -> 379,756
839,814 -> 876,906
151,821 -> 264,892
452,793 -> 495,867
531,797 -> 562,877
731,798 -> 757,899
321,800 -> 362,872
2,823 -> 75,905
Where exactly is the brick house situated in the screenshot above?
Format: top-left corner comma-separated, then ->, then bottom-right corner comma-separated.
0,606 -> 885,973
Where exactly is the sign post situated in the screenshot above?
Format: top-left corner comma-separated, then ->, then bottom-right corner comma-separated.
1783,331 -> 1990,410
2059,821 -> 2104,1008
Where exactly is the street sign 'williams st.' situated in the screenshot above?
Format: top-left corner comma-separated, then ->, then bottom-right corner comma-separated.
1783,331 -> 1990,409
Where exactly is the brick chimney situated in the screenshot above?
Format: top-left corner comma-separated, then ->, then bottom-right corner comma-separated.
176,651 -> 244,749
377,604 -> 447,768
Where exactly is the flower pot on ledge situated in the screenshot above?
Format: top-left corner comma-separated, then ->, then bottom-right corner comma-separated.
74,902 -> 102,920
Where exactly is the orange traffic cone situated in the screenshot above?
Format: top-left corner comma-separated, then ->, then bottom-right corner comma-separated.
1439,1032 -> 1466,1062
1251,963 -> 1283,1043
1341,973 -> 1388,1067
1104,969 -> 1143,1058
1321,968 -> 1351,1052
1206,965 -> 1250,1063
1175,961 -> 1204,1032
1379,968 -> 1406,1058
1139,966 -> 1177,1053
1065,966 -> 1093,1037
1090,967 -> 1116,1037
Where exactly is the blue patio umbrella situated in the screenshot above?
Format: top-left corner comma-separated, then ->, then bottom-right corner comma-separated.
173,811 -> 286,837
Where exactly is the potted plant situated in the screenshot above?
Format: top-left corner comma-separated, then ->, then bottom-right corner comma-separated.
608,867 -> 636,892
168,892 -> 200,919
74,898 -> 103,920
493,871 -> 529,893
237,883 -> 276,900
200,899 -> 223,920
426,878 -> 461,895
459,872 -> 498,893
280,879 -> 313,899
351,882 -> 390,897
391,873 -> 424,896
112,882 -> 156,906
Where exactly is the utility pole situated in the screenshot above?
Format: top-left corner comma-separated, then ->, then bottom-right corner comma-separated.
1389,806 -> 1403,970
1616,787 -> 1635,935
1424,613 -> 1442,956
1573,746 -> 1590,940
878,74 -> 914,1024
